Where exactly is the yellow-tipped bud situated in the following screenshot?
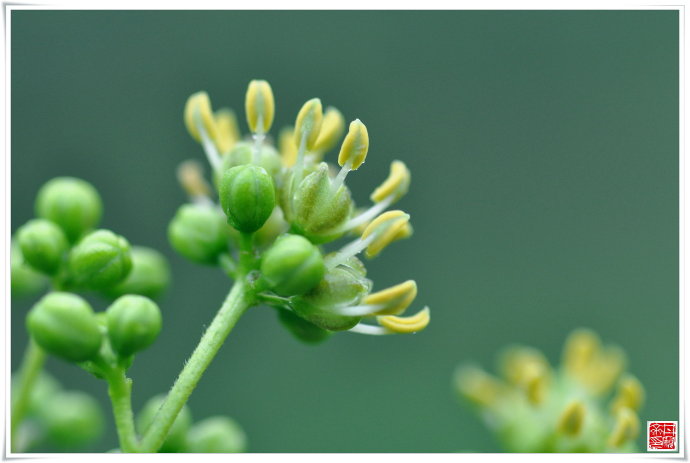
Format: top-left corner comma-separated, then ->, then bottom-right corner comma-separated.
245,80 -> 275,134
371,160 -> 411,203
377,307 -> 430,334
214,108 -> 240,154
363,280 -> 417,315
184,91 -> 217,142
563,328 -> 601,376
557,401 -> 586,436
608,407 -> 639,448
338,119 -> 369,170
312,107 -> 345,154
361,210 -> 411,258
294,98 -> 323,150
177,160 -> 211,198
454,366 -> 504,407
611,374 -> 645,413
279,126 -> 298,167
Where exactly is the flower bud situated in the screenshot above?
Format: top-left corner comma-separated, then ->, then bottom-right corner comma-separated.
215,141 -> 283,186
35,177 -> 103,243
68,230 -> 132,289
27,292 -> 103,362
187,416 -> 247,453
338,119 -> 369,170
291,262 -> 371,331
245,79 -> 275,134
106,295 -> 162,358
168,204 -> 228,265
37,391 -> 104,450
11,240 -> 48,298
16,219 -> 69,275
137,394 -> 192,453
292,163 -> 353,242
219,165 -> 276,233
278,308 -> 332,344
294,98 -> 323,150
261,234 -> 325,296
104,246 -> 171,299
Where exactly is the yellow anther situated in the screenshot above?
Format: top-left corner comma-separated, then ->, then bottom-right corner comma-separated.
177,160 -> 211,198
279,126 -> 298,167
338,119 -> 369,170
363,280 -> 417,315
312,106 -> 345,154
522,362 -> 548,405
294,98 -> 323,150
245,80 -> 275,134
377,307 -> 430,334
454,365 -> 504,407
371,161 -> 411,203
214,108 -> 240,154
184,91 -> 218,142
557,401 -> 586,436
611,374 -> 645,413
361,210 -> 411,258
500,346 -> 549,386
563,328 -> 601,377
608,407 -> 640,448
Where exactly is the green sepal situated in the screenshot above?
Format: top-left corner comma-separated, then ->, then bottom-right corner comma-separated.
168,204 -> 229,265
106,295 -> 162,358
16,219 -> 69,275
186,416 -> 247,453
277,308 -> 332,344
219,164 -> 276,233
260,234 -> 325,297
137,394 -> 192,453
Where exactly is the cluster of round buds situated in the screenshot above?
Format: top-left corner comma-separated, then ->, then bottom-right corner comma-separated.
454,329 -> 645,452
175,79 -> 430,342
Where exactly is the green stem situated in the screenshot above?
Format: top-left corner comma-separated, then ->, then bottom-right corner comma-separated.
11,339 -> 46,450
105,367 -> 140,452
138,279 -> 253,452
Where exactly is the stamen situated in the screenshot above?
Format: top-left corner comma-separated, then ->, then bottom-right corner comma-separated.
252,118 -> 265,164
324,233 -> 376,270
376,307 -> 430,334
196,115 -> 222,172
176,160 -> 214,206
330,303 -> 385,317
330,159 -> 352,196
347,323 -> 390,335
338,197 -> 393,234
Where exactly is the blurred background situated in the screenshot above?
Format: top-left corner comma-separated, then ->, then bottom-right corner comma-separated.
10,10 -> 678,452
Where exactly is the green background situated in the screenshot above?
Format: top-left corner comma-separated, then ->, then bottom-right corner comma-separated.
11,10 -> 679,452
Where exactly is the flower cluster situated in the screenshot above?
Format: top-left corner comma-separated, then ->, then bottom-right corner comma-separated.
171,80 -> 429,342
454,329 -> 645,452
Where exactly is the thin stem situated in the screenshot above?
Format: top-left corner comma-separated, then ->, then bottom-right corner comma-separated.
105,367 -> 140,452
11,339 -> 46,450
139,280 -> 253,452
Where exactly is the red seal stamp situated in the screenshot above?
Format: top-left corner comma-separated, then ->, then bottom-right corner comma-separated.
647,421 -> 678,451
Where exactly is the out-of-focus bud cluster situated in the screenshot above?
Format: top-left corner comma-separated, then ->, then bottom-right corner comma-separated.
175,80 -> 430,341
453,329 -> 645,452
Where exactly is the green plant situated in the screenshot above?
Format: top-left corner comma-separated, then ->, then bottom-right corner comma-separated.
453,329 -> 644,452
11,80 -> 430,452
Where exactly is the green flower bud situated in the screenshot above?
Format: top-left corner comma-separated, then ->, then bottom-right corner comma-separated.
261,234 -> 325,296
292,163 -> 353,243
68,230 -> 132,289
278,308 -> 332,344
104,246 -> 170,299
168,204 -> 229,265
137,394 -> 192,453
291,261 -> 371,331
35,177 -> 103,243
16,219 -> 69,275
27,292 -> 103,362
10,240 -> 48,298
37,391 -> 104,450
215,141 -> 283,185
219,165 -> 276,233
106,295 -> 162,358
187,416 -> 247,453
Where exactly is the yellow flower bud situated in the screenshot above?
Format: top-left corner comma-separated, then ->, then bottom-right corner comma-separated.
338,119 -> 369,170
361,210 -> 411,258
557,401 -> 585,436
377,307 -> 430,334
294,98 -> 323,150
279,126 -> 298,167
214,108 -> 240,154
312,106 -> 345,154
371,161 -> 411,203
184,91 -> 217,143
363,280 -> 417,315
245,80 -> 275,134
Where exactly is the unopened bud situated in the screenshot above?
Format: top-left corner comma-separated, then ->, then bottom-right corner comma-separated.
219,165 -> 276,233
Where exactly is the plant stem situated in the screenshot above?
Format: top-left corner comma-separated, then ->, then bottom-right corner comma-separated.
11,339 -> 46,450
138,279 -> 253,452
105,367 -> 140,452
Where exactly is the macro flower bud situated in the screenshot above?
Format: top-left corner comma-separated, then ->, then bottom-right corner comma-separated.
11,240 -> 48,298
104,246 -> 170,299
35,177 -> 103,243
137,394 -> 192,453
294,98 -> 323,150
68,230 -> 132,289
338,119 -> 369,170
277,308 -> 332,344
17,219 -> 69,275
187,416 -> 247,453
292,163 -> 353,242
37,391 -> 104,450
261,234 -> 325,296
245,79 -> 275,134
168,204 -> 228,265
27,292 -> 103,362
219,165 -> 276,233
106,295 -> 162,358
